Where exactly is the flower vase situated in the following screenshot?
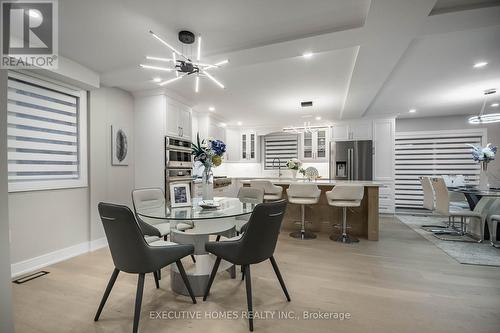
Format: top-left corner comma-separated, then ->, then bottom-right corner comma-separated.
202,166 -> 214,200
480,161 -> 490,189
291,169 -> 298,179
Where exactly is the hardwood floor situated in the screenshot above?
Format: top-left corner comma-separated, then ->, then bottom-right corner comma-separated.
12,216 -> 500,333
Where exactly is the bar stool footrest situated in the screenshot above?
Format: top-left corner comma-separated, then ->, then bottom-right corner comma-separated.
290,231 -> 317,240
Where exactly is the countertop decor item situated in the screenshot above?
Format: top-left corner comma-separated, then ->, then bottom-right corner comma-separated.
304,166 -> 319,181
192,133 -> 226,200
286,158 -> 302,179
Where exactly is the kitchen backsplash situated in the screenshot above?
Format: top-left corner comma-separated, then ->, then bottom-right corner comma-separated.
213,162 -> 329,179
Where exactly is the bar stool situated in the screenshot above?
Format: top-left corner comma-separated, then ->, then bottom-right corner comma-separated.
287,183 -> 321,239
250,180 -> 283,201
326,184 -> 364,243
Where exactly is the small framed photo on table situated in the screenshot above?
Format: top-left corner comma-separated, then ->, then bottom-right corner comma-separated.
170,183 -> 191,207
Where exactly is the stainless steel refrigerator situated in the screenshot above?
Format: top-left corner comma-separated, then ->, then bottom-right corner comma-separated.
329,140 -> 373,180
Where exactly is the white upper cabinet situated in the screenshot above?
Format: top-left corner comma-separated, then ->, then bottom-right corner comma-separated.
332,121 -> 372,141
300,128 -> 329,162
372,118 -> 395,181
166,99 -> 192,139
241,130 -> 257,162
225,128 -> 241,162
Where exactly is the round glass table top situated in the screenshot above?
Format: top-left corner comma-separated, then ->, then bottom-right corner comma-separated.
136,197 -> 256,220
450,187 -> 500,197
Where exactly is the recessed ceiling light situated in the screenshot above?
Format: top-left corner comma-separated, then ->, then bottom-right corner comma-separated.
302,52 -> 314,59
315,116 -> 322,121
208,106 -> 215,111
220,122 -> 227,127
409,109 -> 417,113
491,103 -> 499,107
237,121 -> 242,126
473,62 -> 488,68
152,77 -> 161,83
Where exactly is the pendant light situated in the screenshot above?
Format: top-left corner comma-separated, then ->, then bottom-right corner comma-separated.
468,88 -> 500,124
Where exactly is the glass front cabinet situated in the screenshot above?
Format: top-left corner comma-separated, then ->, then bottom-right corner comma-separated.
300,128 -> 329,162
241,131 -> 257,161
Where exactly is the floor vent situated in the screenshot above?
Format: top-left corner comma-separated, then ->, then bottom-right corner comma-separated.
13,271 -> 49,284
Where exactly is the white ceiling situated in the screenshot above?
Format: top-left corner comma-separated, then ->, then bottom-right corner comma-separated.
58,0 -> 500,126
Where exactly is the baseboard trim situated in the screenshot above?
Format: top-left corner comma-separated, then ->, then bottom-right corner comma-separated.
11,237 -> 108,278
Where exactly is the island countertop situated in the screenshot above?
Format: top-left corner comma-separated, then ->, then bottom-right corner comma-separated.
237,178 -> 382,187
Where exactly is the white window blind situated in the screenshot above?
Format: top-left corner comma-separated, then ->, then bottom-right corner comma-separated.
7,72 -> 88,192
395,129 -> 484,209
264,133 -> 298,169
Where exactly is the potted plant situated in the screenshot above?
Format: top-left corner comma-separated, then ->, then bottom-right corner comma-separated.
467,143 -> 497,189
286,158 -> 302,179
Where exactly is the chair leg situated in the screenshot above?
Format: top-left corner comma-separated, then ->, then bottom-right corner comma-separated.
176,260 -> 197,304
94,268 -> 119,321
157,269 -> 161,280
216,235 -> 221,242
191,255 -> 196,263
133,273 -> 145,333
153,271 -> 160,289
244,265 -> 254,332
203,257 -> 221,301
241,265 -> 245,281
269,256 -> 291,302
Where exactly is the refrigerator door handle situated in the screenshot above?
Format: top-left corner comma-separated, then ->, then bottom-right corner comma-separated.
347,148 -> 352,180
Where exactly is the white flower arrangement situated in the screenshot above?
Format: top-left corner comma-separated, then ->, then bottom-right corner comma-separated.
286,158 -> 302,170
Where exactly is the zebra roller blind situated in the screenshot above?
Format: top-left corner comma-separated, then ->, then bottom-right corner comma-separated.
264,133 -> 299,169
395,129 -> 484,209
7,72 -> 87,192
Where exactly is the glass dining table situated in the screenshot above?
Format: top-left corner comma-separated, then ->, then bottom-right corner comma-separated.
450,187 -> 500,210
136,197 -> 256,296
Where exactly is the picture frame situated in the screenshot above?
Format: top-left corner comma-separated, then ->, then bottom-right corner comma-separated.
111,125 -> 130,166
170,183 -> 192,207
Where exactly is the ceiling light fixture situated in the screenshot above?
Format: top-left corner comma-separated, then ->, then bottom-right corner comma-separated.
220,122 -> 227,127
473,61 -> 488,68
208,106 -> 215,111
195,76 -> 199,93
159,76 -> 184,86
152,77 -> 162,83
315,116 -> 321,121
237,121 -> 243,126
142,30 -> 228,92
303,52 -> 314,58
409,108 -> 416,113
468,88 -> 500,124
491,103 -> 499,107
139,64 -> 173,72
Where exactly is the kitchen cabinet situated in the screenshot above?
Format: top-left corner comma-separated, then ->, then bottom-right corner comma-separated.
300,128 -> 329,162
241,130 -> 257,161
332,121 -> 372,141
166,100 -> 192,139
372,118 -> 395,213
225,128 -> 241,162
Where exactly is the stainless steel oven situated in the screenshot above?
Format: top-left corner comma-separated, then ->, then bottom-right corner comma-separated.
165,136 -> 193,202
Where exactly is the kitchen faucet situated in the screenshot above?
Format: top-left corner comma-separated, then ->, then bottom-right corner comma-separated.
272,157 -> 282,178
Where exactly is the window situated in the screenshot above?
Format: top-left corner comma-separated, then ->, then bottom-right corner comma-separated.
395,129 -> 485,209
7,72 -> 87,192
264,132 -> 298,170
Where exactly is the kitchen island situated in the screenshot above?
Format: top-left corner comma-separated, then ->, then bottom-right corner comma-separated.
240,179 -> 381,241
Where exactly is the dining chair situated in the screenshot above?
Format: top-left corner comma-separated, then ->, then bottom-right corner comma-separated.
432,177 -> 495,241
95,203 -> 197,333
234,187 -> 264,235
419,176 -> 453,230
203,200 -> 290,331
249,180 -> 283,201
132,188 -> 193,239
486,199 -> 500,247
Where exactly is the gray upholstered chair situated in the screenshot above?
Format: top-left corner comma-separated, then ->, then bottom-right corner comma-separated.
233,187 -> 264,235
203,200 -> 291,332
132,188 -> 193,239
250,180 -> 283,201
326,184 -> 364,243
95,203 -> 196,333
286,183 -> 321,239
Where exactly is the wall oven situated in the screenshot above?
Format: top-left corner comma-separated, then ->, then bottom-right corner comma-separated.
165,136 -> 193,202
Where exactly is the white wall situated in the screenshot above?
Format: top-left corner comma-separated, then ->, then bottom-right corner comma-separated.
90,87 -> 135,242
0,70 -> 14,332
396,115 -> 500,179
214,161 -> 329,179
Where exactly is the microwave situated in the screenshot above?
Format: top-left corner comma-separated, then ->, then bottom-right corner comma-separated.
165,136 -> 193,169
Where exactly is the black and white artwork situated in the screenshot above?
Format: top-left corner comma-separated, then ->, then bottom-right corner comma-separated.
111,125 -> 129,166
170,183 -> 191,207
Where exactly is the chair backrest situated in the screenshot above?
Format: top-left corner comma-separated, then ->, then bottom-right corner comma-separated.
431,177 -> 450,215
238,200 -> 287,264
132,188 -> 165,211
250,180 -> 278,194
328,184 -> 364,201
98,202 -> 154,273
474,197 -> 496,219
237,187 -> 264,204
286,183 -> 320,198
419,176 -> 434,211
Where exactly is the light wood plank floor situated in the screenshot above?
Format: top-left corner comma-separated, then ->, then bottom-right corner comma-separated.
13,216 -> 500,333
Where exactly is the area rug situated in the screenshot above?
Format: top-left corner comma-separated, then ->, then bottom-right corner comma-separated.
397,214 -> 500,267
